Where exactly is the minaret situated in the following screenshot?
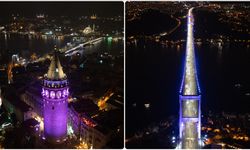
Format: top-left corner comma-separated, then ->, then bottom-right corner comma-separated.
179,8 -> 201,149
42,46 -> 69,143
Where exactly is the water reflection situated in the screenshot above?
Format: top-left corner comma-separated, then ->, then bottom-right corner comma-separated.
127,37 -> 250,134
0,33 -> 71,62
217,46 -> 223,65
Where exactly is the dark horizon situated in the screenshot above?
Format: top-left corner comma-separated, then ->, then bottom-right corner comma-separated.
0,2 -> 123,18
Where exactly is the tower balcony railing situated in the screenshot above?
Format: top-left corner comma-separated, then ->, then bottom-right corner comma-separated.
179,95 -> 201,100
43,79 -> 69,89
43,74 -> 68,81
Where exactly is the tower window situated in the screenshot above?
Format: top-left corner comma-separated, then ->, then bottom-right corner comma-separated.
52,106 -> 54,110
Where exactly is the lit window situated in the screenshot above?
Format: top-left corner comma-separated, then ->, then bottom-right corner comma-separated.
42,88 -> 45,95
45,90 -> 49,98
63,89 -> 67,97
50,91 -> 55,99
56,91 -> 62,99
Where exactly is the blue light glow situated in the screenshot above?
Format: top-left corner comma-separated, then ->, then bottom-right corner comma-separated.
179,7 -> 201,149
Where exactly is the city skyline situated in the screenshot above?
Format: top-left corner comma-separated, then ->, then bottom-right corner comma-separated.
0,1 -> 250,149
0,1 -> 124,148
0,2 -> 123,17
126,1 -> 250,149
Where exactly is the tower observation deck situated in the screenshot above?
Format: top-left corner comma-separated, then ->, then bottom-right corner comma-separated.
179,8 -> 201,149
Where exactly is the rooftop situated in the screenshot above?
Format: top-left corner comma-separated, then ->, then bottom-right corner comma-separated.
4,90 -> 31,112
94,109 -> 123,134
70,98 -> 99,117
46,47 -> 66,80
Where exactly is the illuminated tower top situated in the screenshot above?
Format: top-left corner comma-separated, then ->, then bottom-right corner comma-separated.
46,47 -> 66,80
180,8 -> 200,96
178,8 -> 201,149
42,46 -> 69,143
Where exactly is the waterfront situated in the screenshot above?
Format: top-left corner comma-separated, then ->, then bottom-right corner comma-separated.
126,2 -> 250,148
0,33 -> 122,63
0,2 -> 124,148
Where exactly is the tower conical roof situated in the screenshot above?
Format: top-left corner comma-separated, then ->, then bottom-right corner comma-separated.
46,47 -> 66,80
181,8 -> 199,95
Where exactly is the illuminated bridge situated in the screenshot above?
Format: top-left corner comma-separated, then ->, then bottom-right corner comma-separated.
178,8 -> 201,149
63,37 -> 103,56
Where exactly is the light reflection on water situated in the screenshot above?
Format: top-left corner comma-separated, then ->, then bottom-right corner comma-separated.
0,33 -> 70,60
126,38 -> 250,133
0,33 -> 123,64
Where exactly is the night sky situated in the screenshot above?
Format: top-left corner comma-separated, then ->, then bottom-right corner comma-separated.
0,2 -> 123,18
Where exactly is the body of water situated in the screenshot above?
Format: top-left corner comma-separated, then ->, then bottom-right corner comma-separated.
126,9 -> 250,136
126,38 -> 250,136
0,33 -> 123,64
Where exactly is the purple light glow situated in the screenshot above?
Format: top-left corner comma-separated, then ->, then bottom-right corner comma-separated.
42,79 -> 68,142
44,98 -> 68,140
56,91 -> 62,99
50,91 -> 55,99
42,88 -> 45,96
45,90 -> 49,98
63,89 -> 67,97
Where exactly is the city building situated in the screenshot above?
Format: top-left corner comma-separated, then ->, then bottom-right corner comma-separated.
68,94 -> 123,149
21,81 -> 43,117
2,90 -> 35,122
41,48 -> 69,143
68,98 -> 109,148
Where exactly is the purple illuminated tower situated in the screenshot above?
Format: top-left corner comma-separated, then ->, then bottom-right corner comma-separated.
179,8 -> 201,149
42,48 -> 69,143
